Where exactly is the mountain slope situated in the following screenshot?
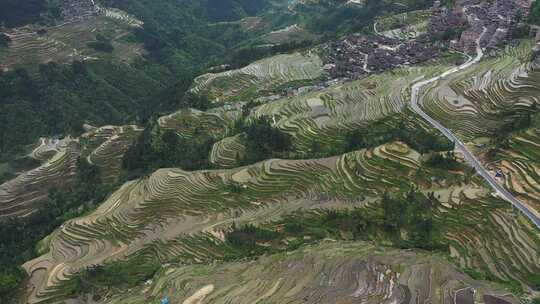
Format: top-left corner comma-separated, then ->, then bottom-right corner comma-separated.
1,0 -> 540,303
106,241 -> 519,304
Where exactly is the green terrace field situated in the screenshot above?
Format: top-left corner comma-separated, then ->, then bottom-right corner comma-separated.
157,105 -> 243,140
0,125 -> 142,218
20,141 -> 540,303
480,118 -> 540,223
260,24 -> 320,44
418,40 -> 540,218
190,52 -> 325,102
248,64 -> 447,150
0,15 -> 143,70
82,125 -> 143,184
12,28 -> 540,304
172,61 -> 451,168
104,241 -> 519,304
0,137 -> 80,218
420,40 -> 534,139
4,0 -> 540,303
375,10 -> 430,39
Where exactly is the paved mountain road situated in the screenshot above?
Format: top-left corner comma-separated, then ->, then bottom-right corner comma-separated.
409,28 -> 540,229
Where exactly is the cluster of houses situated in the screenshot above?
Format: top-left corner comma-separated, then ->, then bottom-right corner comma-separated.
320,0 -> 532,82
429,0 -> 531,53
60,0 -> 98,22
322,34 -> 438,80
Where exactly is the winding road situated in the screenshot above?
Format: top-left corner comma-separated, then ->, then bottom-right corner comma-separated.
410,28 -> 540,229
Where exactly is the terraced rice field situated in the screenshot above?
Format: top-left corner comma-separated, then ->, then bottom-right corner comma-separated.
0,124 -> 142,219
437,190 -> 540,285
0,16 -> 142,70
167,60 -> 450,165
420,41 -> 535,139
0,137 -> 80,218
164,47 -> 449,165
83,125 -> 143,183
190,52 -> 324,101
20,142 -> 540,303
96,6 -> 144,28
261,24 -> 318,44
175,60 -> 449,163
375,10 -> 430,40
21,142 -> 421,302
486,129 -> 540,219
158,105 -> 243,139
209,134 -> 246,168
10,18 -> 540,303
104,242 -> 519,304
418,40 -> 540,219
245,64 -> 448,151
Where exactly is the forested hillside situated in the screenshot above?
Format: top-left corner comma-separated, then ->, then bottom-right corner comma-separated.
0,0 -> 275,158
0,61 -> 165,154
3,0 -> 540,303
0,0 -> 48,28
0,0 -> 435,157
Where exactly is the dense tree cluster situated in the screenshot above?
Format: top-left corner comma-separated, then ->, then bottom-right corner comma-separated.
122,117 -> 295,176
0,0 -> 46,28
86,34 -> 114,53
0,34 -> 11,47
66,255 -> 159,301
304,115 -> 454,159
205,0 -> 268,22
98,0 -> 271,75
487,105 -> 539,159
430,26 -> 466,42
227,40 -> 316,69
0,155 -> 40,185
533,275 -> 540,290
122,125 -> 215,176
0,61 -> 166,155
529,0 -> 540,25
226,223 -> 280,253
304,0 -> 432,34
423,151 -> 462,171
382,191 -> 444,250
223,189 -> 446,259
236,117 -> 294,164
